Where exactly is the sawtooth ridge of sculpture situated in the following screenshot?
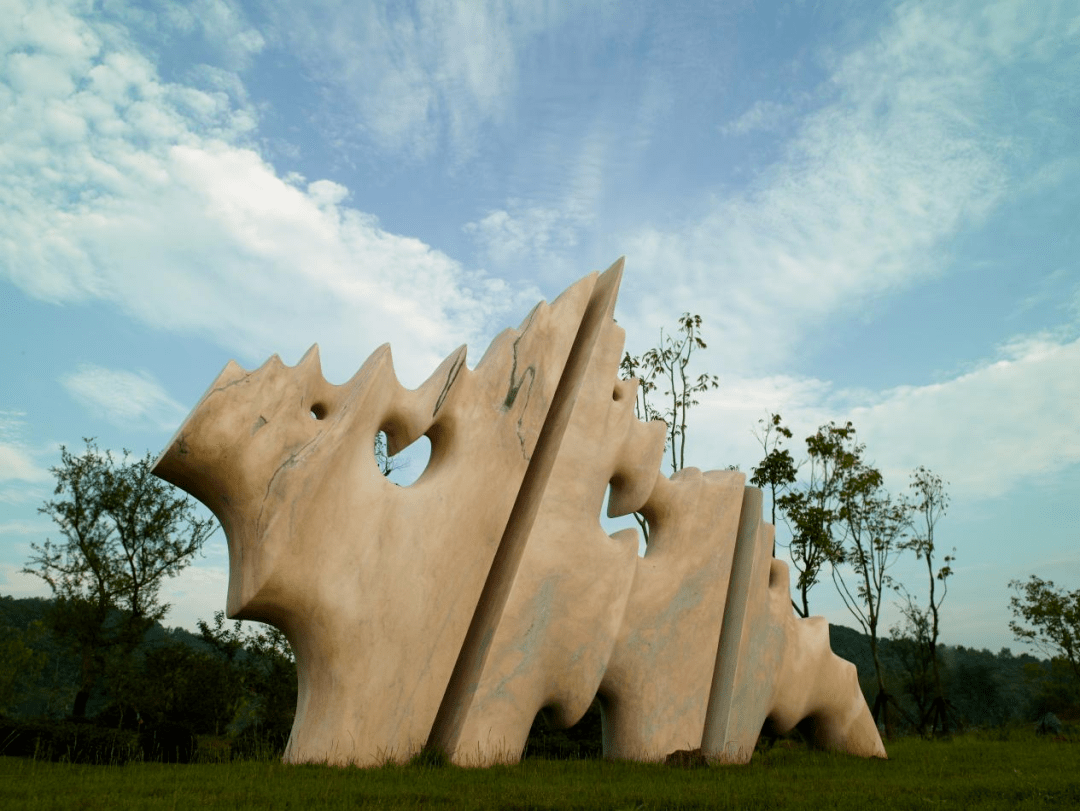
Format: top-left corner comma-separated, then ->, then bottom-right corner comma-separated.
152,259 -> 887,766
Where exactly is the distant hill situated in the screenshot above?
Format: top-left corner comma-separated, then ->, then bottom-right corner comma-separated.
829,622 -> 1053,727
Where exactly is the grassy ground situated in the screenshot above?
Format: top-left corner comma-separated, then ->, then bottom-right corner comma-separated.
2,732 -> 1077,810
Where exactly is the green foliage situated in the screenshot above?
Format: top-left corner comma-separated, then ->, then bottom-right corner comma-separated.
773,421 -> 862,619
197,611 -> 297,748
758,421 -> 958,736
0,621 -> 45,714
523,700 -> 603,760
889,607 -> 938,726
0,718 -> 139,764
895,466 -> 955,736
620,313 -> 719,542
749,413 -> 797,538
24,439 -> 217,717
1009,575 -> 1080,684
619,313 -> 719,474
1022,657 -> 1080,721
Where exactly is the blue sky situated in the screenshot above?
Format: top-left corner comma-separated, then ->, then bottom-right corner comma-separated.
1,0 -> 1078,655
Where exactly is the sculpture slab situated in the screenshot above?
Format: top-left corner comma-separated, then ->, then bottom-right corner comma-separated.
153,259 -> 886,765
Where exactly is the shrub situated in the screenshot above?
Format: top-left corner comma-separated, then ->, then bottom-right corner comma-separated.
0,717 -> 139,764
139,720 -> 197,763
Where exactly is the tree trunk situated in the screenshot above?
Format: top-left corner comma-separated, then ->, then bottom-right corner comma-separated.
869,634 -> 892,737
72,687 -> 90,719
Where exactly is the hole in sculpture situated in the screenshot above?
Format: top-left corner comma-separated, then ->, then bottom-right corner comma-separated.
310,402 -> 328,420
601,483 -> 649,558
375,431 -> 431,487
524,699 -> 603,760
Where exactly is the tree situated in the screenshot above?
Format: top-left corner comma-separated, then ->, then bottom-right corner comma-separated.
199,610 -> 296,746
830,450 -> 912,732
898,466 -> 955,735
620,313 -> 719,476
889,605 -> 937,728
0,620 -> 45,714
375,430 -> 407,478
749,413 -> 797,555
24,438 -> 217,717
620,313 -> 719,542
774,422 -> 857,618
1009,576 -> 1080,684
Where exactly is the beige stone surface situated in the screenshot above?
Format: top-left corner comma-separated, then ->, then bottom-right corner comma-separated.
154,271 -> 600,764
437,265 -> 666,764
598,468 -> 745,760
701,488 -> 887,761
153,259 -> 886,767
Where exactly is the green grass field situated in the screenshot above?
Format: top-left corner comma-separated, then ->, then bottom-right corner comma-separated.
2,732 -> 1077,810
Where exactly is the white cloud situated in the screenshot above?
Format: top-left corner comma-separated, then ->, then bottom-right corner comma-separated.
0,0 -> 521,387
60,364 -> 188,430
0,519 -> 51,536
0,562 -> 51,600
157,562 -> 230,631
465,121 -> 613,283
266,0 -> 567,161
681,330 -> 1080,505
851,333 -> 1080,501
623,0 -> 1080,375
719,100 -> 789,137
466,201 -> 588,278
0,412 -> 49,485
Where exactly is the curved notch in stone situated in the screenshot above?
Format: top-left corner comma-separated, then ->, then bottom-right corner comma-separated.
152,257 -> 885,766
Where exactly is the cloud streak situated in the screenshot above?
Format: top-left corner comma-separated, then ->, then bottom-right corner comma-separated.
685,328 -> 1080,505
60,364 -> 189,430
624,0 -> 1080,374
262,0 -> 569,162
0,0 -> 522,386
0,412 -> 49,485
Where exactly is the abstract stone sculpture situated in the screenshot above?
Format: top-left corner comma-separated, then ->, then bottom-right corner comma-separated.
153,259 -> 886,766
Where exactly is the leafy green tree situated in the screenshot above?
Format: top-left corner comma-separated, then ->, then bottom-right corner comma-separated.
24,438 -> 217,717
1022,657 -> 1080,720
620,313 -> 719,542
889,606 -> 936,727
897,467 -> 955,735
620,313 -> 719,475
0,621 -> 45,714
830,447 -> 912,731
198,611 -> 297,747
749,413 -> 797,555
774,422 -> 857,618
1009,576 -> 1080,684
123,640 -> 235,734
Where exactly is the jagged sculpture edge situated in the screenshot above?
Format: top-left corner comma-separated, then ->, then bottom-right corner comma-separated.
152,258 -> 886,765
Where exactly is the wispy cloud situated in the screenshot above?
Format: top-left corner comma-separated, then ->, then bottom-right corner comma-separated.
0,0 -> 523,386
466,200 -> 590,283
719,100 -> 790,137
0,519 -> 52,536
851,333 -> 1080,501
684,329 -> 1080,505
0,412 -> 49,485
0,562 -> 52,599
264,1 -> 568,161
60,365 -> 188,430
623,0 -> 1080,374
